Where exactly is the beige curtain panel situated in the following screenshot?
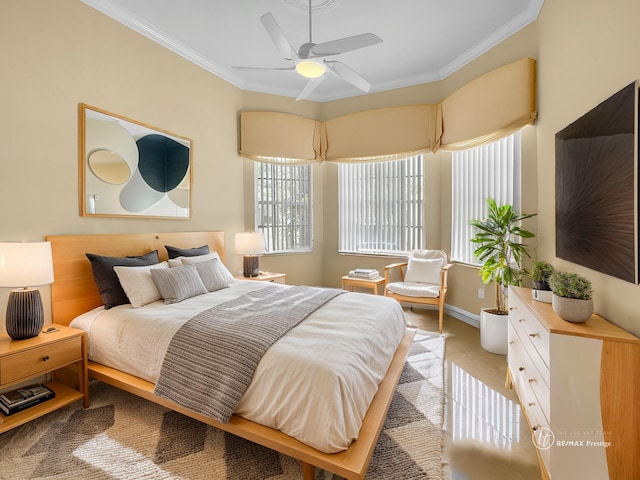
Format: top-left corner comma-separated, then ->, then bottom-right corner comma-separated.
239,58 -> 536,163
440,58 -> 537,151
240,112 -> 327,164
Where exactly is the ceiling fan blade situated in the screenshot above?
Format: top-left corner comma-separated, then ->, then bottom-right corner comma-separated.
233,66 -> 295,71
325,60 -> 371,92
296,77 -> 324,101
260,13 -> 294,61
308,33 -> 382,58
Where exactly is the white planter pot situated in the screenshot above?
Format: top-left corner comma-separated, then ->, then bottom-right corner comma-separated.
480,309 -> 508,355
552,295 -> 593,323
532,289 -> 553,303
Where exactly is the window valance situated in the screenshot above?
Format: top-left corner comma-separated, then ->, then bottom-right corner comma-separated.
239,112 -> 327,164
440,57 -> 537,151
239,58 -> 536,163
323,104 -> 442,162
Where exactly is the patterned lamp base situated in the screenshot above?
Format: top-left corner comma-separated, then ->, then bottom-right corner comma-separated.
6,288 -> 44,340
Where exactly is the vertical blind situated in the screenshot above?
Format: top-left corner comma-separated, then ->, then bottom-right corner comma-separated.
338,156 -> 424,255
255,162 -> 312,253
451,131 -> 522,265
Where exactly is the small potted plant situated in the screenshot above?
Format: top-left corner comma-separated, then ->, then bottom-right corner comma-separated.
527,260 -> 554,303
548,270 -> 593,323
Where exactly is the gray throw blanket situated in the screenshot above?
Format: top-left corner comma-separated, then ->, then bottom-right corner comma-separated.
154,284 -> 343,423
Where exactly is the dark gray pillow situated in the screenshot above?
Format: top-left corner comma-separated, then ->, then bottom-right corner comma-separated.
165,244 -> 210,259
151,264 -> 207,304
86,250 -> 159,309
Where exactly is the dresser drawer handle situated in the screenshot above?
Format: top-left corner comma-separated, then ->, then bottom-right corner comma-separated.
528,402 -> 536,407
529,333 -> 538,338
519,367 -> 525,371
519,318 -> 525,323
42,355 -> 50,362
509,341 -> 515,345
528,378 -> 536,383
532,425 -> 541,431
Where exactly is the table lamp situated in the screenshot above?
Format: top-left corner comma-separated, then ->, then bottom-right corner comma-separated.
235,232 -> 266,277
0,241 -> 54,340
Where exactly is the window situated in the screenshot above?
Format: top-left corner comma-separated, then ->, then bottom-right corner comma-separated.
255,162 -> 312,253
338,155 -> 424,255
451,131 -> 522,265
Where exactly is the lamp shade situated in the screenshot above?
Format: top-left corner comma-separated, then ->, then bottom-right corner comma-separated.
0,241 -> 54,287
235,232 -> 266,256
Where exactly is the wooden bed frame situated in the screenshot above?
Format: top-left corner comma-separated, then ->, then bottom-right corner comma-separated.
46,231 -> 415,480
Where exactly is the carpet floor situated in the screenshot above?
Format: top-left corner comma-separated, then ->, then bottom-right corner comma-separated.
0,330 -> 445,480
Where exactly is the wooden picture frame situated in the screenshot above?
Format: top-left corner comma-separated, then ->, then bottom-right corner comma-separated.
79,104 -> 193,219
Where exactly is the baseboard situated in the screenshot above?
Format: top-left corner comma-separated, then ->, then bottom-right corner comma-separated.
445,304 -> 480,329
403,303 -> 480,329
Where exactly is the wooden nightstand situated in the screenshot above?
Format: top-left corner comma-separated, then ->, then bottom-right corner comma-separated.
341,275 -> 386,295
0,324 -> 88,433
235,272 -> 286,284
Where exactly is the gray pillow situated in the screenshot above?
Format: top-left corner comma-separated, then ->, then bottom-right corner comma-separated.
86,250 -> 159,309
194,258 -> 231,292
151,264 -> 207,304
165,244 -> 210,259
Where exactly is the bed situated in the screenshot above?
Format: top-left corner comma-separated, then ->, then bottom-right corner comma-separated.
46,231 -> 415,480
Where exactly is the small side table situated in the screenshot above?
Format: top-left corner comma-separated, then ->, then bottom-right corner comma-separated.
0,324 -> 88,433
341,275 -> 386,295
235,272 -> 286,284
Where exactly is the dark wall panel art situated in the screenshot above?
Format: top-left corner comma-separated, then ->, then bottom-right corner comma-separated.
555,82 -> 638,283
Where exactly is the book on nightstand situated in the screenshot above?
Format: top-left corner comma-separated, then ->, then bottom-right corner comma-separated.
348,268 -> 380,279
0,384 -> 55,416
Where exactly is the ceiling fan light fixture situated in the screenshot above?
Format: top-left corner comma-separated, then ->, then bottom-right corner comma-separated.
296,60 -> 326,78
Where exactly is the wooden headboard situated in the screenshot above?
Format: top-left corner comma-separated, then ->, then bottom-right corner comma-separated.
46,232 -> 226,326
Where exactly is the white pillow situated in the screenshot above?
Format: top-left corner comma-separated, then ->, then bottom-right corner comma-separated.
192,258 -> 231,292
113,262 -> 169,308
180,253 -> 235,284
150,264 -> 208,304
168,252 -> 219,267
404,257 -> 443,285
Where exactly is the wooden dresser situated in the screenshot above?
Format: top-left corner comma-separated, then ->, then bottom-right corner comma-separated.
507,286 -> 640,480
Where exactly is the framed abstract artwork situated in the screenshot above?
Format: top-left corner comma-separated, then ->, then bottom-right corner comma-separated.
79,104 -> 192,219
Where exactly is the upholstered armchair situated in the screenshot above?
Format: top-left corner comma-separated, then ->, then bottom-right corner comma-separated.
384,250 -> 453,333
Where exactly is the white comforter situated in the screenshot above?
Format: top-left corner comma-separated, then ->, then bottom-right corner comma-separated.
71,281 -> 407,453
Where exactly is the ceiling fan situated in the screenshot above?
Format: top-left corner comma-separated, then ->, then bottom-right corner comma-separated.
235,0 -> 382,100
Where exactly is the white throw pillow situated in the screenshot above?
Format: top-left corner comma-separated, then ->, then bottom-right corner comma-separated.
192,258 -> 231,292
404,257 -> 443,285
113,262 -> 169,308
180,253 -> 235,284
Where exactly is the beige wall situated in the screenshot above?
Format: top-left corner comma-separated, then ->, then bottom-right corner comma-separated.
536,0 -> 640,336
0,1 -> 248,331
2,0 -> 640,337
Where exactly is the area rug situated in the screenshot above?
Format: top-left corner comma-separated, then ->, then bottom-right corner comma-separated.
0,330 -> 445,480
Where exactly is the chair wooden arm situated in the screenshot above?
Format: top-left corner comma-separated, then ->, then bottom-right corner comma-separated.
440,263 -> 454,289
384,262 -> 408,271
384,262 -> 408,283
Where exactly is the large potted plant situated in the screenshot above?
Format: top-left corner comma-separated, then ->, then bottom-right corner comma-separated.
548,270 -> 593,322
470,198 -> 536,354
527,260 -> 554,303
